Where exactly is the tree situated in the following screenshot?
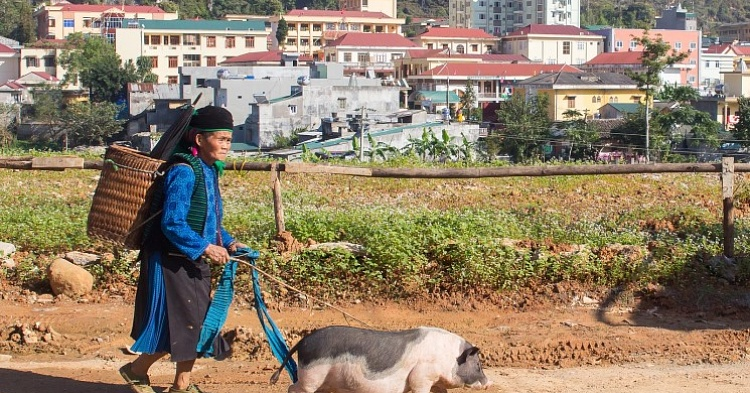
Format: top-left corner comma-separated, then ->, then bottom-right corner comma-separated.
560,109 -> 599,161
459,80 -> 477,121
29,85 -> 64,124
731,97 -> 750,148
0,0 -> 35,43
123,56 -> 158,84
60,101 -> 124,146
656,83 -> 700,104
625,32 -> 688,161
58,33 -> 128,102
276,18 -> 288,50
494,92 -> 551,162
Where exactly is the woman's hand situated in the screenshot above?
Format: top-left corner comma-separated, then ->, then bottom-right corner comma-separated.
202,244 -> 230,264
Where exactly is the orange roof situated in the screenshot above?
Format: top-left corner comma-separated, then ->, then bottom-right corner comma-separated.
585,51 -> 643,65
221,50 -> 314,64
285,9 -> 392,19
416,63 -> 581,78
327,32 -> 418,48
405,48 -> 529,62
49,3 -> 166,13
416,27 -> 495,39
506,24 -> 600,37
704,43 -> 733,54
30,71 -> 59,81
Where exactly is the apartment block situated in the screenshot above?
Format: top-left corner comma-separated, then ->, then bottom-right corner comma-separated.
450,0 -> 581,36
115,19 -> 269,85
500,24 -> 603,65
411,27 -> 498,54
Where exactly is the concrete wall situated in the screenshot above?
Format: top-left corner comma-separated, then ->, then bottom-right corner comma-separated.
247,95 -> 306,148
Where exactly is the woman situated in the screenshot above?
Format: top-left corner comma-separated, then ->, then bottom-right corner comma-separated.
119,106 -> 246,393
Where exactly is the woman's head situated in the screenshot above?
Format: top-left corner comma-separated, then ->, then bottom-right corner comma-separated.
185,106 -> 234,164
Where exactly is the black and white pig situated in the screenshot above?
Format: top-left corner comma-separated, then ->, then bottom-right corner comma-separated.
270,325 -> 492,393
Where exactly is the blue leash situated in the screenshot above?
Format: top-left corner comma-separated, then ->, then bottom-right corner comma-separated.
196,258 -> 237,357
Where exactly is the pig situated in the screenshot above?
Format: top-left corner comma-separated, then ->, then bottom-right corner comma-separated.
269,325 -> 492,393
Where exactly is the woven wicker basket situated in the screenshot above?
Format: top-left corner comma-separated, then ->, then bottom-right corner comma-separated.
87,145 -> 167,249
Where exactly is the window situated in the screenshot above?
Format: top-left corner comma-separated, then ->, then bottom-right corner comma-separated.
344,52 -> 352,62
391,53 -> 402,60
688,76 -> 696,83
288,24 -> 296,31
326,23 -> 335,30
715,60 -> 720,68
206,56 -> 216,66
289,105 -> 297,114
206,36 -> 216,47
169,35 -> 180,45
167,76 -> 178,84
563,41 -> 570,55
456,44 -> 465,54
48,18 -> 56,27
286,38 -> 295,46
427,43 -> 433,50
615,40 -> 623,49
150,57 -> 158,68
442,44 -> 449,49
168,56 -> 178,68
629,40 -> 637,49
226,36 -> 235,48
300,39 -> 309,46
43,56 -> 55,67
705,61 -> 710,68
592,96 -> 597,103
674,41 -> 682,49
338,97 -> 346,109
83,18 -> 92,27
313,38 -> 321,46
183,34 -> 200,46
357,52 -> 368,63
339,23 -> 347,30
313,24 -> 322,32
567,96 -> 575,108
183,54 -> 200,67
245,36 -> 255,47
300,24 -> 308,31
25,57 -> 38,67
472,44 -> 478,52
181,75 -> 191,85
690,42 -> 697,50
150,35 -> 161,45
577,41 -> 585,50
63,19 -> 74,28
375,26 -> 383,32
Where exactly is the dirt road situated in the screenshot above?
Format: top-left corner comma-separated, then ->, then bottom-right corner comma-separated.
1,288 -> 750,393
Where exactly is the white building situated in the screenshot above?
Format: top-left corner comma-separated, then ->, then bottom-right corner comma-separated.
449,0 -> 581,36
115,19 -> 269,84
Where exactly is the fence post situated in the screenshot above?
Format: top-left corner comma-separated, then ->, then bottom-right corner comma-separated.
722,156 -> 735,258
271,163 -> 286,234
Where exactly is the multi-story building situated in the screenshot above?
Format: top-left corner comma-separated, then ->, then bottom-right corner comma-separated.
394,48 -> 529,80
517,71 -> 640,121
700,44 -> 750,96
410,27 -> 497,54
339,0 -> 397,18
269,9 -> 405,58
115,19 -> 269,85
500,24 -> 603,65
450,0 -> 581,36
592,27 -> 701,88
655,4 -> 697,31
717,22 -> 750,43
33,2 -> 178,41
0,43 -> 19,86
322,32 -> 418,78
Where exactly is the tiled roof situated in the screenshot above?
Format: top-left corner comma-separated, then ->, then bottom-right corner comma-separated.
30,71 -> 59,81
416,63 -> 581,77
416,27 -> 495,39
704,43 -> 733,54
285,9 -> 392,19
506,24 -> 601,37
0,81 -> 25,90
0,43 -> 14,53
221,50 -> 314,64
733,46 -> 750,56
134,19 -> 266,31
327,32 -> 418,48
518,71 -> 636,86
605,103 -> 641,113
47,3 -> 166,13
585,51 -> 643,65
405,48 -> 529,62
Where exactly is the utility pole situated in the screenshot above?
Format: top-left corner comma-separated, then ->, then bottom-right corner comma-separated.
356,106 -> 375,161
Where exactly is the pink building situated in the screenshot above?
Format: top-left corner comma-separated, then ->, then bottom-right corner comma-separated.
592,28 -> 701,88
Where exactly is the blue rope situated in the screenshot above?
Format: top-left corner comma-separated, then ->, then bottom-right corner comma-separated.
196,259 -> 237,357
238,248 -> 298,382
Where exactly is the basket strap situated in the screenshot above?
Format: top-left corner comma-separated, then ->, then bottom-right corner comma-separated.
104,159 -> 165,178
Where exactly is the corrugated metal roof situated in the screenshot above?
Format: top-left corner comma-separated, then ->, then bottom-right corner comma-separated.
133,19 -> 266,32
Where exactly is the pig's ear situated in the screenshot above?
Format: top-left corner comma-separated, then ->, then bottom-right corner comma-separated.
457,346 -> 480,364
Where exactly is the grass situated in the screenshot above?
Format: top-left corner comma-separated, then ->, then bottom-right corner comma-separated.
0,155 -> 746,301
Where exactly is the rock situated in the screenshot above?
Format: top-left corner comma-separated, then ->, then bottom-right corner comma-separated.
2,258 -> 15,269
0,242 -> 15,257
47,258 -> 94,297
0,354 -> 11,362
707,255 -> 737,282
36,294 -> 55,304
64,251 -> 100,266
307,242 -> 366,255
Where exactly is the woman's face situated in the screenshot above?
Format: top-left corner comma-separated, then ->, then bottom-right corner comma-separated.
195,131 -> 232,164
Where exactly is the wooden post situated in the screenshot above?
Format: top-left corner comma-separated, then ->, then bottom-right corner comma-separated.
271,163 -> 286,234
722,156 -> 735,258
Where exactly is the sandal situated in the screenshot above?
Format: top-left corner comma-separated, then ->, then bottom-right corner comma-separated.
167,384 -> 207,393
119,363 -> 157,393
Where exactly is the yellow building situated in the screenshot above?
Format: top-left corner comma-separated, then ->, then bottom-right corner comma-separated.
517,71 -> 641,121
269,9 -> 405,58
33,2 -> 178,41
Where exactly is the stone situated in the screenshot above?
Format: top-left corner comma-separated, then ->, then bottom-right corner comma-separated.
0,354 -> 11,362
2,258 -> 15,269
0,242 -> 15,257
47,258 -> 94,297
64,251 -> 100,266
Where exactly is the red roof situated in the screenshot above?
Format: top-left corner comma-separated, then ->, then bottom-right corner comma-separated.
416,27 -> 495,39
49,3 -> 166,13
416,63 -> 582,78
585,51 -> 643,65
506,24 -> 600,37
285,9 -> 391,19
221,50 -> 314,64
704,43 -> 733,54
405,48 -> 528,62
733,46 -> 750,56
30,71 -> 59,81
327,32 -> 418,48
0,43 -> 15,53
0,81 -> 25,90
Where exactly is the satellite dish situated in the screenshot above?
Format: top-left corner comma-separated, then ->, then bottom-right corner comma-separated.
217,68 -> 231,79
297,75 -> 310,86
